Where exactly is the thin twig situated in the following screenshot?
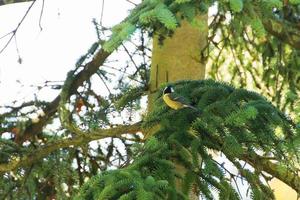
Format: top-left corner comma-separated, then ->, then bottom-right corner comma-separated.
0,31 -> 13,40
213,159 -> 244,199
14,34 -> 22,63
97,72 -> 112,95
39,0 -> 45,31
102,65 -> 144,84
100,0 -> 105,26
0,0 -> 37,54
125,0 -> 137,6
122,44 -> 139,70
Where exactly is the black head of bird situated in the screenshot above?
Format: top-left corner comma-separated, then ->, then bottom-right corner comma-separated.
163,86 -> 173,95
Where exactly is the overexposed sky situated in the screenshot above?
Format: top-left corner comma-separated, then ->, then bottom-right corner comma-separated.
0,0 -> 138,105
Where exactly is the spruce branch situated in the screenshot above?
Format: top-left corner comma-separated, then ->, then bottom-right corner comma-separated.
262,17 -> 300,49
243,1 -> 300,49
143,80 -> 300,197
241,151 -> 300,194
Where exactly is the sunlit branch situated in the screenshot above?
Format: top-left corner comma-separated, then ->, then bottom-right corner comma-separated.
236,147 -> 300,194
241,152 -> 300,194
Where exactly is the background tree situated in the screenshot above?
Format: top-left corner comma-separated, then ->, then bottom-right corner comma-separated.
0,0 -> 300,199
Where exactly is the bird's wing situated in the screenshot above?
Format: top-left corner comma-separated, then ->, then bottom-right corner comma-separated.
169,93 -> 189,104
166,93 -> 200,112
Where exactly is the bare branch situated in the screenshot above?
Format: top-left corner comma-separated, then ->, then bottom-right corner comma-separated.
18,48 -> 111,143
125,0 -> 137,6
0,0 -> 37,54
38,0 -> 45,31
205,129 -> 300,194
0,0 -> 30,6
0,122 -> 142,173
99,0 -> 105,26
241,152 -> 300,194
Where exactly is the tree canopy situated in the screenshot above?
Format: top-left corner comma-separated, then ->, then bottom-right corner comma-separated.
0,0 -> 300,199
76,80 -> 300,199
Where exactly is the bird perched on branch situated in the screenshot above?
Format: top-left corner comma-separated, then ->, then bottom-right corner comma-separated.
163,86 -> 199,111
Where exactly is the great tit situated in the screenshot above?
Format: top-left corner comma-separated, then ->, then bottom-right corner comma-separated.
163,86 -> 198,111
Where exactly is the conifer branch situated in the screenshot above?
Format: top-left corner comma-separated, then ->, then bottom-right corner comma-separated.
208,130 -> 300,193
0,122 -> 142,173
263,18 -> 300,49
241,151 -> 300,194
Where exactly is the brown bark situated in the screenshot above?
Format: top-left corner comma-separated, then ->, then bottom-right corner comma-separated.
18,48 -> 111,143
243,152 -> 300,195
0,122 -> 141,173
212,131 -> 300,196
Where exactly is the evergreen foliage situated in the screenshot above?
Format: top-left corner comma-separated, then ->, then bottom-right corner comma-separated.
76,80 -> 300,199
229,0 -> 243,13
101,0 -> 300,122
1,0 -> 300,199
206,0 -> 300,113
104,0 -> 300,52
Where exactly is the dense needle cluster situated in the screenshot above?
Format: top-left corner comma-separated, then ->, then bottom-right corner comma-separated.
76,80 -> 300,199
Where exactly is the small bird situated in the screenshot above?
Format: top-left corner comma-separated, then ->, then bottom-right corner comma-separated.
163,86 -> 198,111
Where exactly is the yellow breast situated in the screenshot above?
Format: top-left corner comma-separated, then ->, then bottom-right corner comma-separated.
163,94 -> 184,110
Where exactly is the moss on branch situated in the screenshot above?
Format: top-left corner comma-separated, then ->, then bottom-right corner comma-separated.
0,122 -> 141,173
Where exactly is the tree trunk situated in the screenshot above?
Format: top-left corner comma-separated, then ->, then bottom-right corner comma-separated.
148,14 -> 208,200
270,179 -> 298,200
147,12 -> 297,199
148,15 -> 207,110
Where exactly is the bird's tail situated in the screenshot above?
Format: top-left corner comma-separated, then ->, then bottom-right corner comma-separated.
183,104 -> 202,113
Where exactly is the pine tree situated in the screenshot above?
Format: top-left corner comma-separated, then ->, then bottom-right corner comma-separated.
1,0 -> 300,199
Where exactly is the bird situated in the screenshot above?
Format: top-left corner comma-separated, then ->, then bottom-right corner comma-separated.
163,85 -> 199,111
